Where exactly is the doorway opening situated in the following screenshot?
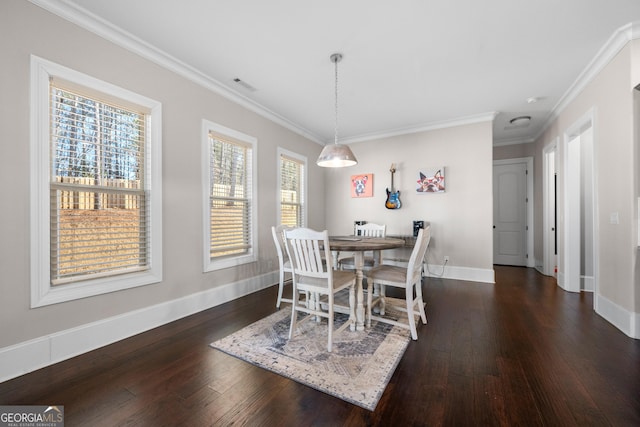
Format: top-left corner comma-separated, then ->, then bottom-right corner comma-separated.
562,110 -> 596,298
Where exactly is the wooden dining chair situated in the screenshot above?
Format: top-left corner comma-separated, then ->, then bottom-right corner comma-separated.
271,225 -> 294,309
366,226 -> 431,340
338,222 -> 386,270
284,227 -> 356,352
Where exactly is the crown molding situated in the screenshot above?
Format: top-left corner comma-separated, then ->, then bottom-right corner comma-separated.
31,1 -> 639,149
29,0 -> 325,145
338,112 -> 498,145
537,21 -> 640,142
493,137 -> 536,147
28,0 -> 498,148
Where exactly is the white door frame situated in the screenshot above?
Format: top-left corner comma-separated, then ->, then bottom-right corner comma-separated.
561,108 -> 598,305
493,157 -> 534,267
543,139 -> 558,277
563,134 -> 582,292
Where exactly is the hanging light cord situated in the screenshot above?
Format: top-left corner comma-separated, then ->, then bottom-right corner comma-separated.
333,54 -> 340,145
316,52 -> 357,167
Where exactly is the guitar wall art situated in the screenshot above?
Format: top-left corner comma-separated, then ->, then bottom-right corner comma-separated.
385,163 -> 401,209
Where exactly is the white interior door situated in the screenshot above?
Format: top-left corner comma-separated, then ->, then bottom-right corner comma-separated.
493,162 -> 527,266
543,143 -> 557,277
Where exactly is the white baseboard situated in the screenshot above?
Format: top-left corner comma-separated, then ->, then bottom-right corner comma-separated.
534,258 -> 557,277
595,293 -> 639,339
534,260 -> 544,275
557,272 -> 566,290
0,272 -> 277,383
581,275 -> 594,292
424,263 -> 495,284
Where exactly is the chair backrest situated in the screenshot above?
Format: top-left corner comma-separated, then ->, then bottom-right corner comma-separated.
284,227 -> 333,286
355,222 -> 386,237
272,225 -> 294,269
406,226 -> 431,285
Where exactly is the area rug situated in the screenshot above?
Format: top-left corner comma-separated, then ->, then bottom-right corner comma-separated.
210,302 -> 411,411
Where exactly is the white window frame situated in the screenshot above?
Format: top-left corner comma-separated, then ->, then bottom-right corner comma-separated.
277,147 -> 307,227
30,55 -> 163,307
202,120 -> 258,272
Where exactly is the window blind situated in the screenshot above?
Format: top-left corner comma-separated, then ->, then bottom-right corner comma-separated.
209,133 -> 253,258
279,154 -> 304,227
49,85 -> 149,284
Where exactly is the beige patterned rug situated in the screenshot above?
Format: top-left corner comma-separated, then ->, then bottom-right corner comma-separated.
210,303 -> 411,411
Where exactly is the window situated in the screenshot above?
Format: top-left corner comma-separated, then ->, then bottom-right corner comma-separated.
278,148 -> 306,227
30,56 -> 162,307
202,120 -> 257,271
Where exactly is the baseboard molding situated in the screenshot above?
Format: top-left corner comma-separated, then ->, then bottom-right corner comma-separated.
534,258 -> 556,277
557,272 -> 567,290
424,264 -> 495,284
595,293 -> 639,339
581,275 -> 594,292
534,261 -> 544,275
0,272 -> 277,383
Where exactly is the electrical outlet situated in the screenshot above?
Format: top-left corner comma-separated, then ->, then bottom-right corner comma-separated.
444,256 -> 449,263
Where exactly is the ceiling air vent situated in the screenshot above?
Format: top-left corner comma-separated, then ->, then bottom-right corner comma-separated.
232,77 -> 257,92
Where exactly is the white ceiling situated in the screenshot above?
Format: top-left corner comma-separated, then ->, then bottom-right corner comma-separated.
46,0 -> 640,145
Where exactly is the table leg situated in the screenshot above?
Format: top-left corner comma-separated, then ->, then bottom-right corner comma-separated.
354,251 -> 365,331
372,250 -> 381,314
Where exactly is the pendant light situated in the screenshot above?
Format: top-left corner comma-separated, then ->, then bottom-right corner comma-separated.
316,53 -> 358,167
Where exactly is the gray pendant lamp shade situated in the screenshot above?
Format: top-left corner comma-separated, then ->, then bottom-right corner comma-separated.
316,53 -> 358,168
316,143 -> 357,167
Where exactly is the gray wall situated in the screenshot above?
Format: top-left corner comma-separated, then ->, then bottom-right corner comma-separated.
0,1 -> 325,349
324,121 -> 495,278
532,40 -> 639,335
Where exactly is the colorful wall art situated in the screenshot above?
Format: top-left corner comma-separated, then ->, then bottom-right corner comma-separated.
416,167 -> 445,193
351,173 -> 374,197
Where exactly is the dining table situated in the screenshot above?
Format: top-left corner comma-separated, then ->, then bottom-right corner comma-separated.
328,235 -> 406,331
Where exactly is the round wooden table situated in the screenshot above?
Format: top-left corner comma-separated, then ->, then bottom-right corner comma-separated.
328,236 -> 405,330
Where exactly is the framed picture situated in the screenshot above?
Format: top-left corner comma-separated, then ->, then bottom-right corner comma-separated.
416,167 -> 445,193
351,173 -> 373,197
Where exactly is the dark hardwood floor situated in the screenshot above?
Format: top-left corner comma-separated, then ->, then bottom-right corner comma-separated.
1,266 -> 639,426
